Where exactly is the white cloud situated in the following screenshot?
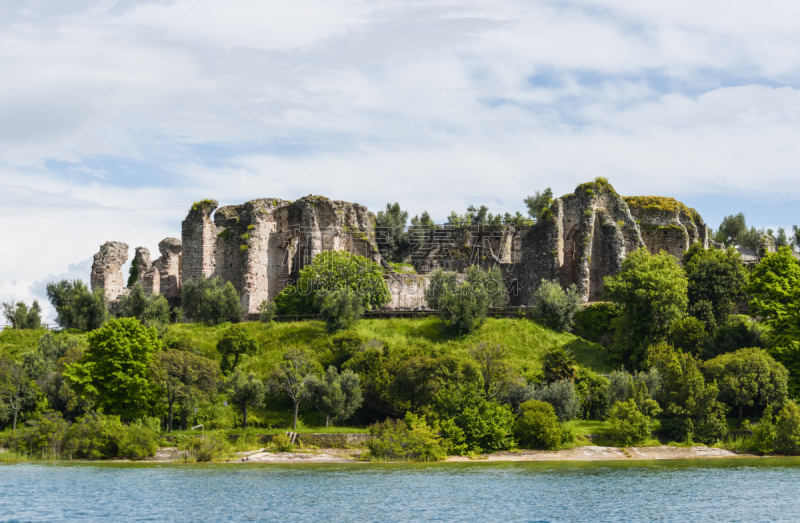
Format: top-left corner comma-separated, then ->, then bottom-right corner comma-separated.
2,0 -> 800,311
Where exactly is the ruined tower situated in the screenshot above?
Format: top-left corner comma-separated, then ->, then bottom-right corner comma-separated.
90,241 -> 129,301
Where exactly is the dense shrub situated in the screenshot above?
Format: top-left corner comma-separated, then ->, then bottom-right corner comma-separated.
608,399 -> 658,446
367,413 -> 447,461
530,379 -> 580,421
708,316 -> 765,358
117,424 -> 159,459
574,367 -> 609,420
775,401 -> 800,455
530,280 -> 582,332
258,300 -> 276,323
648,343 -> 728,444
572,303 -> 621,344
683,243 -> 749,326
1,411 -> 158,460
181,275 -> 243,325
513,400 -> 562,450
434,384 -> 516,452
426,266 -> 506,335
606,368 -> 661,416
117,283 -> 170,327
747,407 -> 777,455
181,434 -> 229,462
269,433 -> 294,453
317,287 -> 364,332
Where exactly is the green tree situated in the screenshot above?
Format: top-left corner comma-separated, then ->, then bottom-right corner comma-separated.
524,188 -> 553,222
745,247 -> 800,322
428,265 -> 506,334
227,372 -> 266,429
275,251 -> 391,315
776,228 -> 790,248
64,318 -> 161,420
117,282 -> 170,327
703,348 -> 788,427
714,213 -> 749,246
152,349 -> 219,432
668,316 -> 709,357
217,325 -> 258,373
647,343 -> 728,443
269,349 -> 320,430
410,210 -> 436,228
0,358 -> 39,431
542,347 -> 578,383
470,343 -> 513,401
367,413 -> 447,461
683,243 -> 748,326
181,275 -> 243,325
609,398 -> 660,446
434,383 -> 516,452
775,400 -> 800,455
375,202 -> 410,262
605,248 -> 688,369
390,355 -> 482,412
307,366 -> 363,426
342,343 -> 399,423
1,301 -> 43,329
127,257 -> 139,288
317,287 -> 364,332
45,279 -> 107,331
514,399 -> 562,450
530,279 -> 582,332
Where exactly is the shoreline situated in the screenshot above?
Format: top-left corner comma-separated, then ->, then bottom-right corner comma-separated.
0,445 -> 770,464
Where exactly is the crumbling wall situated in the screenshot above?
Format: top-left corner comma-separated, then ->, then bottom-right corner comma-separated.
181,200 -> 218,283
90,241 -> 129,301
384,273 -> 430,309
157,238 -> 182,298
624,196 -> 709,261
133,247 -> 152,288
208,195 -> 384,314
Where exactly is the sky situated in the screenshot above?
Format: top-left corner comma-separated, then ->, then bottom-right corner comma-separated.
2,0 -> 800,323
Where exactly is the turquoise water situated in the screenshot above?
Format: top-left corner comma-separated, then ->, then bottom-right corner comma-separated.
2,459 -> 800,522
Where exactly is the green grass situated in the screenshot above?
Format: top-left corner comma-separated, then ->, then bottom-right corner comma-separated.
0,318 -> 610,379
563,420 -> 613,436
167,317 -> 610,377
164,426 -> 369,436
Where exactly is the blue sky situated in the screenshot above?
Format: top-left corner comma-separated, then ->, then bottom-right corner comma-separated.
2,0 -> 800,321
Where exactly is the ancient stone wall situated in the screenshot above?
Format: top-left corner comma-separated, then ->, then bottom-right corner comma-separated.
181,200 -> 219,283
624,196 -> 709,261
384,272 -> 430,309
90,241 -> 129,301
157,238 -> 182,298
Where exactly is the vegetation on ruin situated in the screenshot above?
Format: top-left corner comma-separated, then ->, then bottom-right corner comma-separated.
190,199 -> 217,213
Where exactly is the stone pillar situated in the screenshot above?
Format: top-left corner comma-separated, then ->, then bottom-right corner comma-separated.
90,241 -> 129,301
133,247 -> 152,289
181,200 -> 218,282
158,237 -> 182,298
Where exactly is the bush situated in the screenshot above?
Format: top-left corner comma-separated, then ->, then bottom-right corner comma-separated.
182,434 -> 229,462
608,399 -> 656,446
117,283 -> 170,327
514,400 -> 562,450
258,300 -> 276,323
707,315 -> 765,358
46,279 -> 108,331
426,266 -> 506,335
530,379 -> 580,421
574,367 -> 609,421
367,413 -> 447,461
66,412 -> 125,459
530,280 -> 582,332
270,433 -> 294,452
181,275 -> 243,325
747,407 -> 776,455
434,385 -> 516,452
775,401 -> 800,455
117,425 -> 159,460
572,303 -> 621,344
317,288 -> 364,332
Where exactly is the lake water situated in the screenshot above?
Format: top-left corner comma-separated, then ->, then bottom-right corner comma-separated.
2,458 -> 800,522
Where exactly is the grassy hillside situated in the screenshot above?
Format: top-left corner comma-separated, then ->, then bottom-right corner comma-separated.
1,318 -> 610,375
168,317 -> 611,376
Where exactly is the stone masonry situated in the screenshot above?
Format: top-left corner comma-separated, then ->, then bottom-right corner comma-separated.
90,241 -> 129,302
90,180 -> 716,311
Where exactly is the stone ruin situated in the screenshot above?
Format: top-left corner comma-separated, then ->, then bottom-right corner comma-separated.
90,180 -> 722,312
